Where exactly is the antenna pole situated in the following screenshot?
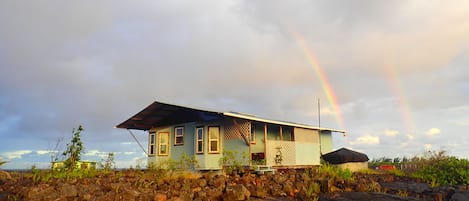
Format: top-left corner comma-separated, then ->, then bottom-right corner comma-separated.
318,98 -> 321,128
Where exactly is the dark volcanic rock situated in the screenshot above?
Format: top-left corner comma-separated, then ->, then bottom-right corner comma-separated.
319,192 -> 425,201
450,191 -> 469,201
224,184 -> 251,201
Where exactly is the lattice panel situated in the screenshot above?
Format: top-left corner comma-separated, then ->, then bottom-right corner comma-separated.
224,119 -> 251,141
266,141 -> 297,166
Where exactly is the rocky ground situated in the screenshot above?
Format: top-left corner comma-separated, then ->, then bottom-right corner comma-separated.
1,169 -> 469,201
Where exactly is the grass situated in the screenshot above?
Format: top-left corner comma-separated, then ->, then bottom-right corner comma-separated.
317,163 -> 353,181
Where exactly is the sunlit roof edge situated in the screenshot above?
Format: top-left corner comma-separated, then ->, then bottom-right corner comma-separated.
223,112 -> 346,133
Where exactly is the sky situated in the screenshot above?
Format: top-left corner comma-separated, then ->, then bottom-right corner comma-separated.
1,0 -> 469,169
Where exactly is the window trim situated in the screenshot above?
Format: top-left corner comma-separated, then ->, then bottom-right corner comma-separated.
208,126 -> 220,154
158,132 -> 169,156
195,127 -> 204,154
149,131 -> 156,156
174,126 -> 184,145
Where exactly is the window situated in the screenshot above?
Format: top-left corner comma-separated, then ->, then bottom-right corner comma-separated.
174,127 -> 184,145
158,132 -> 169,156
195,127 -> 204,154
267,125 -> 281,140
250,124 -> 256,144
282,127 -> 294,141
208,126 -> 220,153
149,132 -> 156,156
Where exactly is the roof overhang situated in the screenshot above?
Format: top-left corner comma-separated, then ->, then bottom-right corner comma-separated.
115,101 -> 222,130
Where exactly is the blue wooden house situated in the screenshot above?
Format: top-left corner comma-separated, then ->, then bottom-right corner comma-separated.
116,101 -> 346,170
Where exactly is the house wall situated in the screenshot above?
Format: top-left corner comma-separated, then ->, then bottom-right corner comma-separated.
265,140 -> 321,166
194,121 -> 225,170
291,128 -> 321,166
295,128 -> 319,143
266,140 -> 296,166
295,142 -> 321,165
336,162 -> 368,172
146,119 -> 332,169
148,126 -> 170,167
320,131 -> 333,154
147,122 -> 196,167
222,119 -> 250,166
251,122 -> 265,154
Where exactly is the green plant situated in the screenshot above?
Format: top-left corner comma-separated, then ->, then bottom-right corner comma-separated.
368,181 -> 381,192
274,147 -> 283,165
147,161 -> 169,179
388,169 -> 405,177
317,163 -> 353,181
357,168 -> 380,175
99,152 -> 115,171
306,182 -> 320,198
219,150 -> 247,175
174,152 -> 199,170
62,125 -> 85,170
412,154 -> 469,186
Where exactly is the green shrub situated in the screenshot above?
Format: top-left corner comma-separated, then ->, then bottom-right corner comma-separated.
99,152 -> 116,171
388,169 -> 405,177
412,153 -> 469,186
219,150 -> 248,175
62,125 -> 85,170
317,163 -> 353,181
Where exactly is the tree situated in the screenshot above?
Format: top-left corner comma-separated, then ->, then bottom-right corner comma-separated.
62,125 -> 85,170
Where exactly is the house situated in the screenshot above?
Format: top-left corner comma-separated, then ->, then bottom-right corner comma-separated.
321,148 -> 369,172
116,101 -> 346,170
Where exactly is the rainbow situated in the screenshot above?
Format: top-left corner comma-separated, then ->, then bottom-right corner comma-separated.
386,67 -> 415,134
291,31 -> 345,129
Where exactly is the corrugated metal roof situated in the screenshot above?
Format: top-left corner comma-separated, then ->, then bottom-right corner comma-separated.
116,101 -> 346,133
115,101 -> 222,130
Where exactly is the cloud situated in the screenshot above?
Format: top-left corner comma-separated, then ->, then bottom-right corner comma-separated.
384,129 -> 399,137
426,128 -> 441,136
350,134 -> 380,145
0,1 -> 469,168
83,150 -> 107,157
407,134 -> 415,140
424,144 -> 433,151
36,150 -> 55,155
1,150 -> 33,160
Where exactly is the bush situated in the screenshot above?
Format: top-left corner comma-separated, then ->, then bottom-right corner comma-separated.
409,150 -> 469,186
99,152 -> 115,171
317,163 -> 353,181
412,156 -> 469,186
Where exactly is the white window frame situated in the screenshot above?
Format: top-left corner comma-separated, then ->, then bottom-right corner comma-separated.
158,132 -> 169,156
195,127 -> 204,154
174,126 -> 184,145
149,132 -> 156,156
208,126 -> 220,153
